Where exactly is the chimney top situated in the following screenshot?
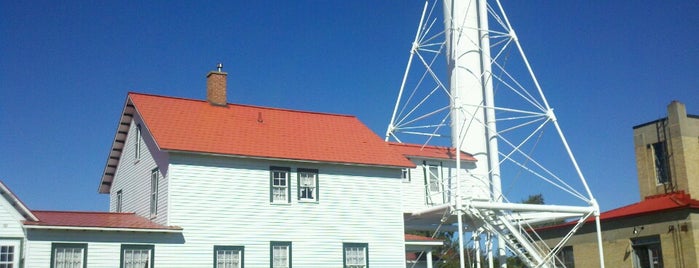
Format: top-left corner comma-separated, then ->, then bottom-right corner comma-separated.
206,63 -> 228,106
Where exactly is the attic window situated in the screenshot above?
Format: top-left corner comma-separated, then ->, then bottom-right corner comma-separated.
135,124 -> 142,161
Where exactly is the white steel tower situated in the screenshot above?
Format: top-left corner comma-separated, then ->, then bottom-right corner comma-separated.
387,1 -> 605,267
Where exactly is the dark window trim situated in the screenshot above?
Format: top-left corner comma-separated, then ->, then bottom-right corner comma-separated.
116,190 -> 123,213
214,245 -> 244,268
51,243 -> 88,268
270,241 -> 292,268
297,168 -> 319,202
342,242 -> 369,268
120,244 -> 154,268
135,124 -> 142,160
270,167 -> 291,203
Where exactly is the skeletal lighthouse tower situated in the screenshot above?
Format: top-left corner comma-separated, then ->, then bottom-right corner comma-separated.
387,1 -> 605,267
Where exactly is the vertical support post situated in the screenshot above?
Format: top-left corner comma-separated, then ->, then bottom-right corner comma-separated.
427,250 -> 434,268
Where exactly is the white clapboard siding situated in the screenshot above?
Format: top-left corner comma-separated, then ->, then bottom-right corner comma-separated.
0,192 -> 26,238
24,230 -> 181,268
110,115 -> 169,225
155,153 -> 407,267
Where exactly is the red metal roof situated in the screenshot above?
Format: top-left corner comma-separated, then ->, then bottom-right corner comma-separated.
405,233 -> 442,241
388,142 -> 477,162
599,191 -> 699,221
129,93 -> 414,168
539,191 -> 699,231
24,210 -> 180,231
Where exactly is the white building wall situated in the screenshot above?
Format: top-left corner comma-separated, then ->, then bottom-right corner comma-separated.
401,157 -> 486,213
158,153 -> 406,267
24,230 -> 184,268
0,194 -> 26,238
110,114 -> 169,225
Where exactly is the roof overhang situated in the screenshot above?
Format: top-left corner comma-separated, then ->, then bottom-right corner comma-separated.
98,96 -> 140,194
166,150 -> 416,169
0,181 -> 38,221
23,224 -> 182,233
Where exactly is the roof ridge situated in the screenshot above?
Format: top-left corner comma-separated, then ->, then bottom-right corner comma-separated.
128,91 -> 356,118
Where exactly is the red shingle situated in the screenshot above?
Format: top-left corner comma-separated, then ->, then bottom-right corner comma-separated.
388,142 -> 477,162
24,211 -> 180,230
130,93 -> 414,168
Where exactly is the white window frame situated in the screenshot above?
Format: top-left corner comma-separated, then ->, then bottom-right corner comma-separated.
270,241 -> 291,268
401,168 -> 411,183
121,244 -> 153,268
343,243 -> 368,268
424,162 -> 444,204
51,243 -> 87,268
150,168 -> 159,217
215,246 -> 244,268
270,167 -> 290,204
0,240 -> 19,268
297,168 -> 318,202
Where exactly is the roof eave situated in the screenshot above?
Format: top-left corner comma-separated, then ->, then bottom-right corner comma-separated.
0,181 -> 39,221
22,224 -> 183,233
165,149 -> 416,169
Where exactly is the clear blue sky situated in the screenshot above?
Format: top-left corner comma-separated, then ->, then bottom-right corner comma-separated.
1,1 -> 698,212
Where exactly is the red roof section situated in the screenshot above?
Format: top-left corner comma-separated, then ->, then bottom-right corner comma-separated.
388,142 -> 477,162
599,191 -> 699,221
405,233 -> 442,241
539,191 -> 699,231
129,93 -> 414,168
24,211 -> 180,230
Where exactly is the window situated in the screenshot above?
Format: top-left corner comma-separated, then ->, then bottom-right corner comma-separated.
116,190 -> 123,213
121,244 -> 153,268
135,124 -> 142,160
651,142 -> 670,184
150,168 -> 159,217
424,163 -> 443,204
214,246 -> 244,268
297,168 -> 318,202
270,167 -> 291,203
0,244 -> 16,268
401,168 -> 411,183
51,243 -> 87,268
555,246 -> 574,268
270,241 -> 291,268
632,235 -> 663,268
343,243 -> 368,268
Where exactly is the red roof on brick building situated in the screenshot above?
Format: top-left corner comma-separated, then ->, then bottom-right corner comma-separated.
599,191 -> 699,221
24,210 -> 181,231
539,191 -> 699,231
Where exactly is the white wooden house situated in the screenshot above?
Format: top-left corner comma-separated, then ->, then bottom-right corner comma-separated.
0,69 -> 468,267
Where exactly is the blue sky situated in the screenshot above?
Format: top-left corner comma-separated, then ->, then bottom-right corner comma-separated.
1,1 -> 698,212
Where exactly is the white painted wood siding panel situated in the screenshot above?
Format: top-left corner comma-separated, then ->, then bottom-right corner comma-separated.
0,194 -> 26,238
163,154 -> 406,267
110,115 -> 169,225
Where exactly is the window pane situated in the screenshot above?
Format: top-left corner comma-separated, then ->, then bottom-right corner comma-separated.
272,246 -> 289,268
124,249 -> 151,268
54,247 -> 83,268
216,249 -> 241,268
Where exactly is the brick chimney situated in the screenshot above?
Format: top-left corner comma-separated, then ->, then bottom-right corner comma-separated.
206,63 -> 227,106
